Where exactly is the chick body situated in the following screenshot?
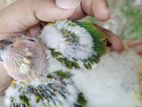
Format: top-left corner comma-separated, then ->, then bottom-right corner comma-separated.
1,20 -> 142,107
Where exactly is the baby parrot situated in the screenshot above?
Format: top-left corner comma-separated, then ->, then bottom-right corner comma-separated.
0,38 -> 48,81
0,20 -> 142,107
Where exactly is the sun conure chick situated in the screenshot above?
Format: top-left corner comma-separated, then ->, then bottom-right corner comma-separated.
0,20 -> 142,107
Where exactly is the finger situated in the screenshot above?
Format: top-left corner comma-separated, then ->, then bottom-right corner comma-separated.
0,0 -> 74,37
27,24 -> 42,37
69,5 -> 86,20
92,0 -> 111,21
81,0 -> 111,21
125,40 -> 142,48
105,31 -> 124,52
55,0 -> 81,9
138,52 -> 142,56
125,40 -> 142,56
95,24 -> 124,52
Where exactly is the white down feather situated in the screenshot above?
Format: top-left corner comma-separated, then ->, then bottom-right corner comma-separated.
41,21 -> 142,107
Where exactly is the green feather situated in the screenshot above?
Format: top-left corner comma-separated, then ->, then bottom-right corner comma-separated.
77,22 -> 107,67
75,93 -> 87,107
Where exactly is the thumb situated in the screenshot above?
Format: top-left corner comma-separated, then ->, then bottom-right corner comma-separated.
55,0 -> 81,9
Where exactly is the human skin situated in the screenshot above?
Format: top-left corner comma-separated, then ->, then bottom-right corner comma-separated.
0,0 -> 123,52
125,40 -> 142,56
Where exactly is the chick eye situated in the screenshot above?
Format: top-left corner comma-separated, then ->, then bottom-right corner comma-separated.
27,39 -> 35,42
0,39 -> 13,46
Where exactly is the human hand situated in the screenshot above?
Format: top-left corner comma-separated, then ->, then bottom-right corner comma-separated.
0,0 -> 123,51
125,40 -> 142,56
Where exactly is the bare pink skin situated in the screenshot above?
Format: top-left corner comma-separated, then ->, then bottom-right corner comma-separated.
1,38 -> 48,81
125,40 -> 142,56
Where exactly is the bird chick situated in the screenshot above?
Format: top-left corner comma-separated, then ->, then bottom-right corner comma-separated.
2,20 -> 142,107
0,37 -> 48,81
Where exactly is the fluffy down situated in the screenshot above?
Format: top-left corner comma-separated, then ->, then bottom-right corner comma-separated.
2,20 -> 142,107
5,71 -> 79,107
73,51 -> 142,107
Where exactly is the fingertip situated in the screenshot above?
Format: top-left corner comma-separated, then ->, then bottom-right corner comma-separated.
112,36 -> 124,52
92,0 -> 111,21
94,24 -> 124,52
94,8 -> 111,21
69,5 -> 86,20
106,32 -> 124,52
28,24 -> 41,37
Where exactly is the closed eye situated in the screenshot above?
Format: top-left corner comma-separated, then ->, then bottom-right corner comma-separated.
0,39 -> 13,46
27,39 -> 35,42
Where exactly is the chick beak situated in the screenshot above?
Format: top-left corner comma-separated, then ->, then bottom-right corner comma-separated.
0,39 -> 13,62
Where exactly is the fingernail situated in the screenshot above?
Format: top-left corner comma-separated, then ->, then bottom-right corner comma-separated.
102,1 -> 111,20
102,8 -> 111,20
95,8 -> 111,21
55,0 -> 81,9
94,1 -> 111,21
